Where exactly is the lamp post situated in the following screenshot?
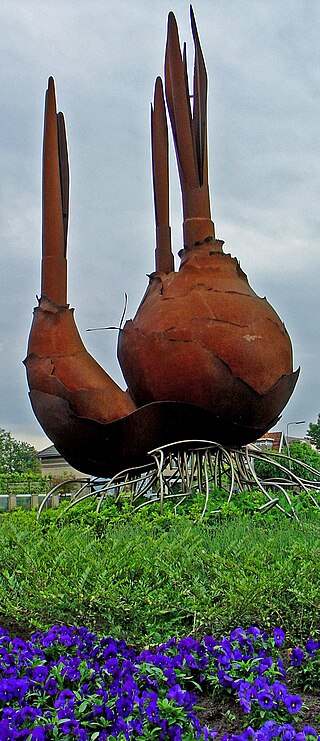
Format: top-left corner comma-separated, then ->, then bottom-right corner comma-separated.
286,420 -> 306,467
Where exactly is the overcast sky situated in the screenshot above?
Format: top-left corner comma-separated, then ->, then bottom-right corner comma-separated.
0,0 -> 319,451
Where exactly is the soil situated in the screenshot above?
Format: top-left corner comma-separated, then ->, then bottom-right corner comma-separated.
196,691 -> 246,736
0,614 -> 33,643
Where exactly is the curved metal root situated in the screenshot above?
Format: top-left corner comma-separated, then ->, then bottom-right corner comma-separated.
36,441 -> 320,522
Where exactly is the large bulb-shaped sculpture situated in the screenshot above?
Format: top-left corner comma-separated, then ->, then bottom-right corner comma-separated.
118,10 -> 298,434
25,9 -> 298,477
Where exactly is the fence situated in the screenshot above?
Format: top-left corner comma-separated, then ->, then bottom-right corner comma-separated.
0,478 -> 90,512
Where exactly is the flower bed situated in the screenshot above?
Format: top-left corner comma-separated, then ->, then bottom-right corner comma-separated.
0,625 -> 319,740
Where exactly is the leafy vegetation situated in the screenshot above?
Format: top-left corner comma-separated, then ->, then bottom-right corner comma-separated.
0,429 -> 40,474
1,499 -> 320,645
254,441 -> 320,482
1,485 -> 320,738
306,413 -> 320,451
0,472 -> 48,496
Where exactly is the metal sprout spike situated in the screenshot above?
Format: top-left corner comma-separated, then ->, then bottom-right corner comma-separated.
42,77 -> 68,304
151,77 -> 174,273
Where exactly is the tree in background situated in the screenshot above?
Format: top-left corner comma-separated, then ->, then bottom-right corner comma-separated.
0,429 -> 40,474
306,414 -> 320,451
288,441 -> 320,480
254,441 -> 320,482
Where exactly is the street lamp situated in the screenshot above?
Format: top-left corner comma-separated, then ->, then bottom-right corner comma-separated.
285,420 -> 306,466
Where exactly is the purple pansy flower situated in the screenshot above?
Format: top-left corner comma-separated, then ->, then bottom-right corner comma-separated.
273,628 -> 285,648
284,694 -> 303,714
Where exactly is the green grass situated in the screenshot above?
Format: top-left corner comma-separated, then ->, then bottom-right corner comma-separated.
1,500 -> 320,646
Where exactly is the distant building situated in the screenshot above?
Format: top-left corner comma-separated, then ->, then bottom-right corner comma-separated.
255,431 -> 312,454
255,431 -> 284,452
37,445 -> 85,478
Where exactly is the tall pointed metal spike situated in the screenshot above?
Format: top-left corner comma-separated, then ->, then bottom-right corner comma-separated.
42,77 -> 64,258
152,76 -> 174,273
190,5 -> 208,186
152,77 -> 169,227
182,42 -> 198,178
57,112 -> 69,255
164,27 -> 178,156
165,11 -> 198,188
41,77 -> 67,304
182,41 -> 189,103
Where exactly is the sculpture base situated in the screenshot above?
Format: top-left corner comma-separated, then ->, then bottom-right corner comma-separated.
37,441 -> 320,522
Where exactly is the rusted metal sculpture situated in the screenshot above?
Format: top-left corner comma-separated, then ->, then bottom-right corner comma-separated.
25,9 -> 298,477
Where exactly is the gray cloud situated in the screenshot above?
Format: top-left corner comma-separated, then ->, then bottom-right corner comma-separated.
0,0 -> 319,448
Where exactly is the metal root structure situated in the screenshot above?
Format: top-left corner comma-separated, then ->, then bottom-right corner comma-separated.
37,441 -> 320,522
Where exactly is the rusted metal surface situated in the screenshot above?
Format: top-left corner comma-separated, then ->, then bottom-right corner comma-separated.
25,78 -> 137,440
151,77 -> 174,274
164,10 -> 213,248
25,9 -> 298,477
118,7 -> 299,443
